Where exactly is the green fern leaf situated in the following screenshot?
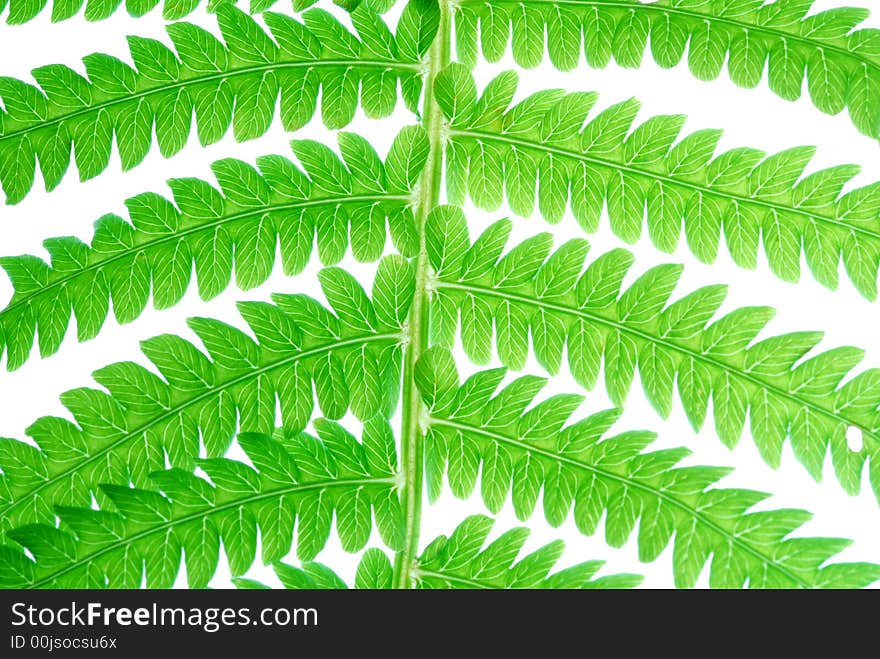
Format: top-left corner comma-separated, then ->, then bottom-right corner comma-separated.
231,577 -> 272,589
416,349 -> 880,589
273,559 -> 349,589
354,547 -> 394,588
0,3 -> 436,204
414,515 -> 641,588
0,0 -> 397,34
0,428 -> 401,588
425,208 -> 880,499
0,128 -> 425,371
436,66 -> 880,298
1,0 -> 876,592
1,0 -> 204,24
454,0 -> 880,140
0,263 -> 411,534
259,516 -> 641,589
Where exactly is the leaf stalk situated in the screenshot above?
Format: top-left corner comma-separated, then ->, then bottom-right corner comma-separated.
393,0 -> 451,589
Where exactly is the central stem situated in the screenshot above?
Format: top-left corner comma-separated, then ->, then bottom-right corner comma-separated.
393,0 -> 451,590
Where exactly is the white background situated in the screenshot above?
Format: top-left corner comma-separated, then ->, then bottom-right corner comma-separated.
1,0 -> 880,588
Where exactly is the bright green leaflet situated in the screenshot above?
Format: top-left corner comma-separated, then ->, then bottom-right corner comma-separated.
0,0 -> 392,27
235,517 -> 643,589
411,516 -> 640,588
2,0 -> 880,589
0,3 -> 431,204
455,0 -> 880,141
425,209 -> 880,501
0,427 -> 402,588
416,349 -> 880,589
0,126 -> 427,371
438,65 -> 880,299
0,272 -> 410,535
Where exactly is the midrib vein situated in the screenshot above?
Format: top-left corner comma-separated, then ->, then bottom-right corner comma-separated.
0,60 -> 418,143
393,0 -> 452,590
1,195 -> 409,319
29,476 -> 394,588
436,280 -> 879,447
451,129 -> 880,245
460,0 -> 877,73
0,333 -> 400,523
431,417 -> 812,588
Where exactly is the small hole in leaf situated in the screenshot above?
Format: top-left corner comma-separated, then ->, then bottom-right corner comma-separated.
846,426 -> 864,453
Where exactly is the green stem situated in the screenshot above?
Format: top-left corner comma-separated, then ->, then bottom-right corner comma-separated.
0,61 -> 419,144
393,0 -> 451,590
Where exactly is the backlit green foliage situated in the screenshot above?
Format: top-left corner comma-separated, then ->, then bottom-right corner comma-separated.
1,0 -> 878,590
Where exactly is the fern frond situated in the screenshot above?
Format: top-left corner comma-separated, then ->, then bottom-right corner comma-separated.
267,558 -> 351,589
436,66 -> 880,299
412,515 -> 641,588
233,558 -> 352,589
0,127 -> 427,371
0,0 -> 205,24
0,261 -> 412,533
251,516 -> 641,588
415,348 -> 880,589
454,0 -> 880,140
0,0 -> 394,27
0,426 -> 402,588
425,207 -> 880,499
0,2 -> 439,204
